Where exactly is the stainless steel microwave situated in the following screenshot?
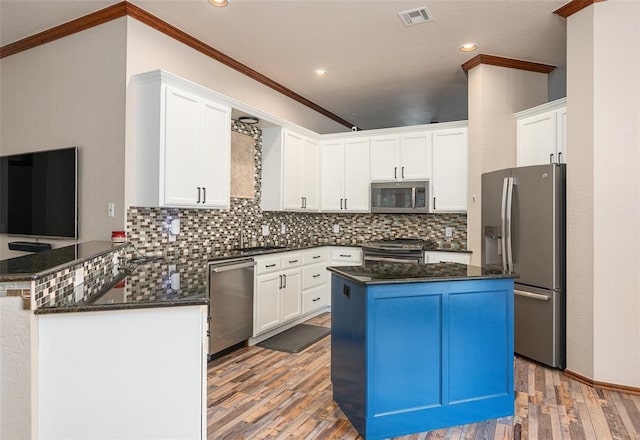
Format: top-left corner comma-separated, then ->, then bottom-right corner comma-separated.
370,181 -> 430,213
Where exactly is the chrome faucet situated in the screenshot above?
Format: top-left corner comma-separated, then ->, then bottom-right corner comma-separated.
239,231 -> 246,249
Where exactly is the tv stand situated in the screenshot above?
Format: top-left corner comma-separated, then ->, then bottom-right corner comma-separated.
8,242 -> 52,253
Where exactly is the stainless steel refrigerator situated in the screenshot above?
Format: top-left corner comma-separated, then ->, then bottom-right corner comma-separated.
481,164 -> 565,369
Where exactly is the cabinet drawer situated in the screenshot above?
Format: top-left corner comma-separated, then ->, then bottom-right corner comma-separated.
302,264 -> 328,290
424,251 -> 471,264
282,252 -> 303,269
303,247 -> 328,265
302,286 -> 329,314
331,247 -> 362,264
255,256 -> 282,274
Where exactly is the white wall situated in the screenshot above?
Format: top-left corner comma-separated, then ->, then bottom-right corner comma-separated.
566,0 -> 640,388
466,64 -> 548,264
0,20 -> 128,260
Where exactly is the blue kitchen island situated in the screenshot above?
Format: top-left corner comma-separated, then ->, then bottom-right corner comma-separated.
327,262 -> 517,440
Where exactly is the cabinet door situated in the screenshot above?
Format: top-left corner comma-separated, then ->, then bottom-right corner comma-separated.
320,140 -> 346,210
199,99 -> 231,208
369,136 -> 399,181
517,111 -> 556,167
164,86 -> 201,206
280,270 -> 301,323
432,128 -> 468,212
255,273 -> 282,335
399,133 -> 431,180
343,138 -> 370,211
282,131 -> 303,210
301,138 -> 320,210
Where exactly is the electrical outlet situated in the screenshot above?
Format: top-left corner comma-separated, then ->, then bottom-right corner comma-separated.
74,268 -> 84,286
280,224 -> 286,234
445,227 -> 454,237
333,224 -> 340,234
108,202 -> 115,217
262,224 -> 270,236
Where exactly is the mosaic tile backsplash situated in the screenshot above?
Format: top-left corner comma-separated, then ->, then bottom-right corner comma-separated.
126,120 -> 467,257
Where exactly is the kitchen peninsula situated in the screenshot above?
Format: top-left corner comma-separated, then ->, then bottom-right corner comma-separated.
328,262 -> 516,440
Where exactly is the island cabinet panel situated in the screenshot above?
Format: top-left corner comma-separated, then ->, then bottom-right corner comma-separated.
331,276 -> 514,440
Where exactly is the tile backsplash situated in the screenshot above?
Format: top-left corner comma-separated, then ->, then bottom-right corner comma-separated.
127,120 -> 467,257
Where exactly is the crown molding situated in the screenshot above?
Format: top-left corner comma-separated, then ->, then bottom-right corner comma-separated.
461,54 -> 556,75
554,0 -> 606,19
0,1 -> 355,129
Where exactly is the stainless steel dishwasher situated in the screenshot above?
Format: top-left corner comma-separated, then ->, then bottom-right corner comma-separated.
208,258 -> 255,358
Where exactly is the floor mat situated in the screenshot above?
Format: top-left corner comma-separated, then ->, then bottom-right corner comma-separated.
257,324 -> 330,353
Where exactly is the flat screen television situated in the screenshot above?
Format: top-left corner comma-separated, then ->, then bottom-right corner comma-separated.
0,147 -> 78,239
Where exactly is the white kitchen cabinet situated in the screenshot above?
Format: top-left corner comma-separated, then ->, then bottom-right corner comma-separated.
134,70 -> 231,209
262,128 -> 320,211
320,138 -> 370,212
431,128 -> 468,212
330,247 -> 363,265
369,133 -> 431,181
515,98 -> 567,167
300,247 -> 330,313
254,251 -> 302,335
424,251 -> 471,264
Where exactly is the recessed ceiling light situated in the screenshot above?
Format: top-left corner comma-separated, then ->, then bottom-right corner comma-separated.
460,43 -> 478,52
208,0 -> 228,7
314,69 -> 328,78
238,116 -> 259,124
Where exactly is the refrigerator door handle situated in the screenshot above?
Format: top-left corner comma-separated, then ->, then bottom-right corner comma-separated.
500,177 -> 509,272
506,177 -> 515,273
515,289 -> 551,301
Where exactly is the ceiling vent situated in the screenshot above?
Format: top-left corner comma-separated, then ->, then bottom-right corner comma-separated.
398,7 -> 432,27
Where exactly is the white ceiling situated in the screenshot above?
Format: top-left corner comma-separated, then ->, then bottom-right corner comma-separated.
0,0 -> 567,130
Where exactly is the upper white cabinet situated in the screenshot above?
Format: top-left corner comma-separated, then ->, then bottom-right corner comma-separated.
431,128 -> 468,212
134,70 -> 231,209
515,98 -> 567,167
369,133 -> 431,181
262,127 -> 320,211
320,138 -> 370,212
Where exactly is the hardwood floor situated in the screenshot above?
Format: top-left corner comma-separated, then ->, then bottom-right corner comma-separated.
208,313 -> 640,439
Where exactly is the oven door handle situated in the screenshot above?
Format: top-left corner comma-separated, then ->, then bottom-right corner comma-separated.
364,256 -> 421,264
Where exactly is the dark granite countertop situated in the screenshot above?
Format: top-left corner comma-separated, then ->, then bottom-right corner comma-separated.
35,257 -> 207,314
327,262 -> 516,286
0,241 -> 126,282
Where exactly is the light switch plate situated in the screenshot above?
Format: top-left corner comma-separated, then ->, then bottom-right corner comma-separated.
333,224 -> 340,234
445,227 -> 454,237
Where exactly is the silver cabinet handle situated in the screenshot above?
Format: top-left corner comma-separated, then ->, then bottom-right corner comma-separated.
515,289 -> 550,301
402,166 -> 405,179
312,297 -> 321,302
312,274 -> 321,278
197,187 -> 201,203
301,197 -> 304,209
394,167 -> 397,179
558,152 -> 563,163
304,197 -> 307,208
344,198 -> 347,210
279,274 -> 283,289
312,255 -> 321,259
550,153 -> 554,163
288,259 -> 298,263
265,263 -> 277,268
283,274 -> 287,288
202,187 -> 206,204
340,254 -> 351,258
433,197 -> 436,210
340,198 -> 344,210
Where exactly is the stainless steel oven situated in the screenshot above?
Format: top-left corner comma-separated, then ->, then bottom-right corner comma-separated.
362,238 -> 436,267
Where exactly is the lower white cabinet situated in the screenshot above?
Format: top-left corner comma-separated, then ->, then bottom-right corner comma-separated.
254,252 -> 302,335
424,251 -> 471,264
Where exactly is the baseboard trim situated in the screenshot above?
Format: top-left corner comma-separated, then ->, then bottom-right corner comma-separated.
564,369 -> 640,396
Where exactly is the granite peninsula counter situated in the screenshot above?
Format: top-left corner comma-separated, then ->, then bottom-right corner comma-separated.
328,262 -> 517,440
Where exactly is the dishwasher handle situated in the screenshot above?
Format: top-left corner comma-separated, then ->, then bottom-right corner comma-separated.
210,259 -> 255,273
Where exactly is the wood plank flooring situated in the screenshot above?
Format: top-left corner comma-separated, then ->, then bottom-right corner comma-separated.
208,313 -> 640,439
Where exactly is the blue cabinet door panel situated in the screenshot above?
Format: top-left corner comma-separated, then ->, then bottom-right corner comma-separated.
370,294 -> 443,415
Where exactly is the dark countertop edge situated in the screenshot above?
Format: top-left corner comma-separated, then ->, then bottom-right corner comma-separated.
207,244 -> 471,262
34,297 -> 208,315
326,266 -> 516,286
0,242 -> 129,282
